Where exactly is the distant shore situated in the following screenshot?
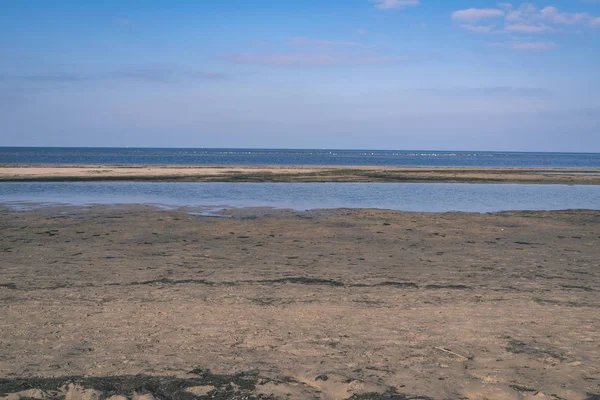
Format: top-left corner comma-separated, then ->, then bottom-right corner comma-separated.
1,165 -> 600,184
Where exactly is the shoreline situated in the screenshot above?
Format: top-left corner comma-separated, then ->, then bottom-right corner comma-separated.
1,165 -> 600,184
2,203 -> 600,216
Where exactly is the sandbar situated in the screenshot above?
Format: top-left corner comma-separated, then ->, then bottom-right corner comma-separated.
1,165 -> 600,184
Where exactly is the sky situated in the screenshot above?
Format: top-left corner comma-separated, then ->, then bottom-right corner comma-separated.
0,0 -> 599,151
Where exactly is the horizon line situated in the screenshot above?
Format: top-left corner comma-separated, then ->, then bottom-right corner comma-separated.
1,146 -> 599,155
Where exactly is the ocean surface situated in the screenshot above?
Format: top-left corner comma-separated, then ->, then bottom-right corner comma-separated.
2,147 -> 600,168
1,182 -> 598,213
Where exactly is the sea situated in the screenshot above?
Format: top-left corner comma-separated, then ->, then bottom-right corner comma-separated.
1,147 -> 599,213
2,147 -> 600,168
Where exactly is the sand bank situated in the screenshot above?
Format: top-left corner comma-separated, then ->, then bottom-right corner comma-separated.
1,165 -> 600,184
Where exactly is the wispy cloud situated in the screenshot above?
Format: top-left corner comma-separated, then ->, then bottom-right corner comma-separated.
540,6 -> 590,25
371,0 -> 419,10
287,36 -> 380,51
221,52 -> 408,67
475,86 -> 550,96
504,3 -> 599,27
490,41 -> 557,51
0,72 -> 86,83
414,86 -> 550,96
453,2 -> 600,36
107,66 -> 226,81
0,66 -> 226,85
287,37 -> 361,48
459,24 -> 499,34
451,8 -> 505,22
504,3 -> 538,23
504,23 -> 552,33
222,53 -> 337,67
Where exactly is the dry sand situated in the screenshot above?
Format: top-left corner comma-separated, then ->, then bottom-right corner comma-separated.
1,166 -> 600,184
0,206 -> 599,399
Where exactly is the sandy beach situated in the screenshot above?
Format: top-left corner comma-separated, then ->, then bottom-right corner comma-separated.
0,205 -> 598,399
1,166 -> 600,184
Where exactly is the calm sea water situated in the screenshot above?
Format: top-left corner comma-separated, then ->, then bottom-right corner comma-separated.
1,182 -> 598,213
2,147 -> 600,168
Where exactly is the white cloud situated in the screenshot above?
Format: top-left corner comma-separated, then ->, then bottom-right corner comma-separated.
371,0 -> 419,10
499,4 -> 594,26
505,11 -> 521,22
452,8 -> 505,22
505,23 -> 552,33
540,6 -> 591,25
454,3 -> 600,36
518,3 -> 537,14
505,3 -> 537,22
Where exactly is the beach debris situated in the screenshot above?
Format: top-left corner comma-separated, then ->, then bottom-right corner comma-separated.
433,346 -> 470,361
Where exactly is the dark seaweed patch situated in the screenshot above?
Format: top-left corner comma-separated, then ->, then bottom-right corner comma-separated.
0,283 -> 17,290
561,285 -> 597,292
348,389 -> 434,400
376,282 -> 419,289
424,284 -> 471,290
509,384 -> 537,392
260,277 -> 345,287
127,278 -> 216,286
0,372 -> 436,400
0,370 -> 277,400
505,339 -> 566,361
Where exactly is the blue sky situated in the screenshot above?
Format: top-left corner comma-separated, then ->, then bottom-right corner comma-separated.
1,0 -> 599,151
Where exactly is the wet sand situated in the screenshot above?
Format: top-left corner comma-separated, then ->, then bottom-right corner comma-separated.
2,166 -> 600,184
0,206 -> 599,399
